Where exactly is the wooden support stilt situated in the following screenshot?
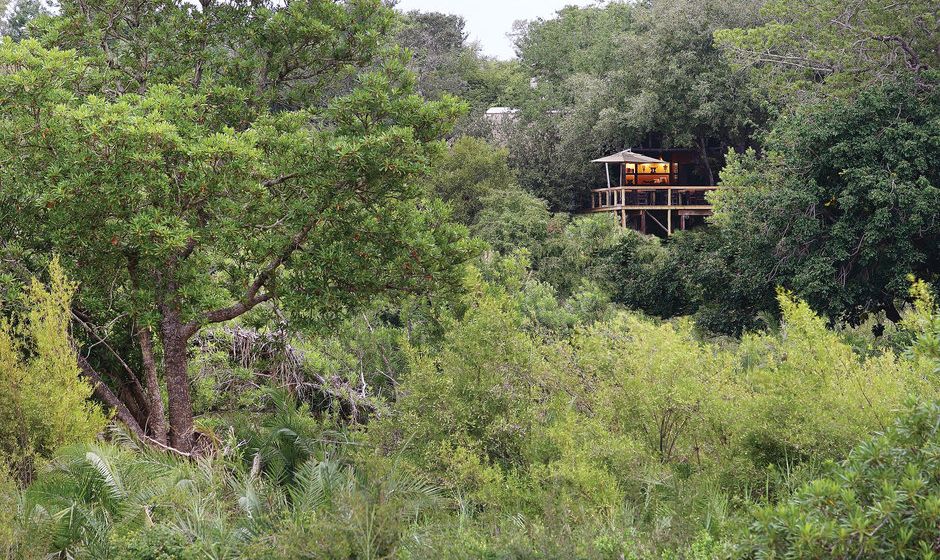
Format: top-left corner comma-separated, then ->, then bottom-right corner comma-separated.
640,211 -> 646,234
666,186 -> 673,236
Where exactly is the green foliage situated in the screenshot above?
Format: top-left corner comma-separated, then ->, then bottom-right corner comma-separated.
506,0 -> 763,210
0,38 -> 470,329
0,470 -> 29,558
0,0 -> 48,41
376,265 -> 930,557
573,313 -> 737,466
472,188 -> 553,255
0,259 -> 106,480
606,230 -> 696,319
0,0 -> 476,450
113,526 -> 192,560
1,0 -> 939,558
533,214 -> 623,298
734,291 -> 920,482
395,268 -> 546,473
716,0 -> 939,99
2,258 -> 934,559
747,399 -> 940,559
236,391 -> 339,488
899,278 -> 940,373
709,82 -> 940,327
5,393 -> 444,559
427,136 -> 517,225
21,444 -> 170,558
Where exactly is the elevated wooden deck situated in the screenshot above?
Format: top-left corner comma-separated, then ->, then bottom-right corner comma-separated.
588,185 -> 717,234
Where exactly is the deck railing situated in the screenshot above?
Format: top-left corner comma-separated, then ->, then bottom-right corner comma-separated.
589,185 -> 717,212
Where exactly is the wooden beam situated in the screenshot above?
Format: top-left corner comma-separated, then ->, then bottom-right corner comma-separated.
647,211 -> 669,235
586,205 -> 712,212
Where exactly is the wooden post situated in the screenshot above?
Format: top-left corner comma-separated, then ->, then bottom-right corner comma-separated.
640,211 -> 646,234
667,187 -> 673,236
605,163 -> 611,188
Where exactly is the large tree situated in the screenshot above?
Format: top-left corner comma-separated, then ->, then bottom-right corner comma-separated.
0,0 -> 471,452
396,11 -> 473,102
682,0 -> 940,333
710,80 -> 940,327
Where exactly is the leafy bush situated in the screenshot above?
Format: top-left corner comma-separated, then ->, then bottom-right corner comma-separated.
899,278 -> 940,374
607,230 -> 696,320
112,526 -> 192,560
733,291 -> 922,488
428,136 -> 517,225
473,187 -> 553,255
747,399 -> 940,559
394,269 -> 547,475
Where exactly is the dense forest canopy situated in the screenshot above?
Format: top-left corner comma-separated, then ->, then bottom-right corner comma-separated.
0,0 -> 938,558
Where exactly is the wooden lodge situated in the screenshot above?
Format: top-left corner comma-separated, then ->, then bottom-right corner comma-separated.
588,149 -> 717,235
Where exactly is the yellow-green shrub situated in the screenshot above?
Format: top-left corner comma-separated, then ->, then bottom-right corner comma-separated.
0,259 -> 106,478
735,291 -> 924,479
572,313 -> 739,467
384,271 -> 931,556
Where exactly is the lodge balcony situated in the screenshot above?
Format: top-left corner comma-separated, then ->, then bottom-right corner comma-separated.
587,185 -> 717,234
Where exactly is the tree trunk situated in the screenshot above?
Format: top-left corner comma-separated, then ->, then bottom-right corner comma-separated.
137,327 -> 168,444
161,313 -> 195,453
697,136 -> 715,186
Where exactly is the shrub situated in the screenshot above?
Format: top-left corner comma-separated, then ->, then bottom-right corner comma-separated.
428,136 -> 517,226
572,313 -> 738,466
899,278 -> 940,374
734,291 -> 922,486
746,399 -> 940,559
112,526 -> 192,560
0,258 -> 106,479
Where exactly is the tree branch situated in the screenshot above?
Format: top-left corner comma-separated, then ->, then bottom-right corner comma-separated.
72,309 -> 149,407
262,173 -> 301,189
182,218 -> 320,338
136,325 -> 168,444
76,353 -> 146,440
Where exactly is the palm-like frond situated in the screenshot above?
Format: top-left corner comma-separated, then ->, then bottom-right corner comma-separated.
21,443 -> 187,558
289,458 -> 352,513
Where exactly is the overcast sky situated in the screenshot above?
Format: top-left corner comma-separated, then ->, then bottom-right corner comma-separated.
394,0 -> 598,60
